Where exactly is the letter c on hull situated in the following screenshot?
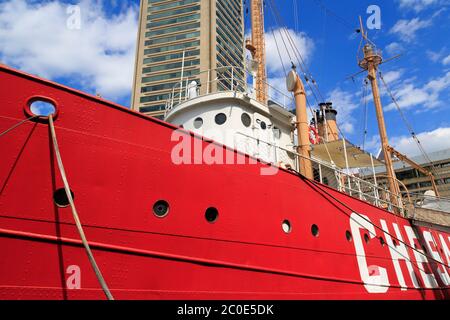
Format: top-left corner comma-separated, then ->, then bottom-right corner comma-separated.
350,213 -> 390,293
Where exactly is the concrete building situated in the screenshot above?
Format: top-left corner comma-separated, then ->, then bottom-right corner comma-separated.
365,148 -> 450,201
132,0 -> 245,119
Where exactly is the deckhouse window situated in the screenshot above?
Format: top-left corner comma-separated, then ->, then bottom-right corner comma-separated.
241,112 -> 251,127
215,113 -> 227,125
193,117 -> 203,129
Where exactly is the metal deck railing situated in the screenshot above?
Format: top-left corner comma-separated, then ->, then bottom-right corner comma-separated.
234,132 -> 405,215
411,192 -> 450,214
164,65 -> 295,117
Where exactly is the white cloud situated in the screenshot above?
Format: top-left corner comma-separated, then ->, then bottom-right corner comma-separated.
443,54 -> 450,65
397,0 -> 440,12
426,48 -> 446,62
385,71 -> 450,110
382,70 -> 403,84
248,28 -> 314,111
391,127 -> 450,157
326,87 -> 360,135
363,135 -> 381,154
264,28 -> 315,76
385,42 -> 404,56
0,0 -> 138,101
389,17 -> 432,42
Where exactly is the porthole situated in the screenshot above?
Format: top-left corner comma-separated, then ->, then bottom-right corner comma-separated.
30,100 -> 56,117
364,234 -> 370,244
25,98 -> 58,121
260,121 -> 267,130
53,188 -> 74,208
345,230 -> 352,242
282,220 -> 291,234
193,117 -> 203,129
153,200 -> 169,218
205,207 -> 218,223
215,113 -> 227,125
241,112 -> 251,127
311,224 -> 319,237
379,237 -> 386,247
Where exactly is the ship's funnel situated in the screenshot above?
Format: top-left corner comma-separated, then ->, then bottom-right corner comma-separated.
316,102 -> 339,142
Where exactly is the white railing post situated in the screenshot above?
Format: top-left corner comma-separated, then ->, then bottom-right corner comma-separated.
370,154 -> 380,206
373,186 -> 379,207
172,87 -> 175,106
356,179 -> 363,200
342,139 -> 352,196
336,171 -> 343,192
319,163 -> 323,184
386,187 -> 392,212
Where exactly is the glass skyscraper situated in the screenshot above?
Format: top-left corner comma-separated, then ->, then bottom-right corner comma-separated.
132,0 -> 245,119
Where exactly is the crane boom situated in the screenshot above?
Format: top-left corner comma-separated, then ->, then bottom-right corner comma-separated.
386,145 -> 440,197
246,0 -> 267,104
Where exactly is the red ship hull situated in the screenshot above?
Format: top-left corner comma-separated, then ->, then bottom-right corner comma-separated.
0,65 -> 449,300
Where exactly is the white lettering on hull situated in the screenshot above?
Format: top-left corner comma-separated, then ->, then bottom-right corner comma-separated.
350,213 -> 390,293
404,226 -> 438,288
380,220 -> 419,290
423,231 -> 450,286
351,213 -> 450,294
439,234 -> 450,265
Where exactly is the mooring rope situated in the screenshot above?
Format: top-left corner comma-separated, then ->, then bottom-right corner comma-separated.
48,115 -> 114,300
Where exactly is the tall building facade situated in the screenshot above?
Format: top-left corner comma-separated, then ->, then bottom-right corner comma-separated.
365,148 -> 450,201
132,0 -> 245,119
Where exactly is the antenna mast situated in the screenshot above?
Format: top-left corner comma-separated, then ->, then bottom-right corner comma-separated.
357,17 -> 402,213
246,0 -> 267,103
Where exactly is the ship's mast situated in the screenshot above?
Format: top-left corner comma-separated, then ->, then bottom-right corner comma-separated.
357,17 -> 401,212
287,70 -> 314,180
246,0 -> 267,104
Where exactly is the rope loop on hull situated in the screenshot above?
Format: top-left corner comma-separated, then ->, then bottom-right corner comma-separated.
48,115 -> 114,300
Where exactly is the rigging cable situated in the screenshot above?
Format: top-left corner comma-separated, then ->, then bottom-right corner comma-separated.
310,0 -> 356,31
0,116 -> 37,137
267,0 -> 338,116
48,115 -> 114,300
270,27 -> 288,77
266,0 -> 322,105
266,0 -> 351,152
297,173 -> 450,272
268,0 -> 363,144
378,71 -> 445,185
266,0 -> 366,145
361,78 -> 369,151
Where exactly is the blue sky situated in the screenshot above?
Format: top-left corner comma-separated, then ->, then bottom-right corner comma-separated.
0,0 -> 449,157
